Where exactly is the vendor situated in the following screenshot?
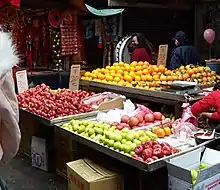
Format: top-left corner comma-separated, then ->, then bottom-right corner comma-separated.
168,31 -> 199,70
191,82 -> 220,131
128,33 -> 152,63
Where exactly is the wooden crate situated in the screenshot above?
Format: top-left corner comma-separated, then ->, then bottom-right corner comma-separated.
54,128 -> 80,178
19,111 -> 39,156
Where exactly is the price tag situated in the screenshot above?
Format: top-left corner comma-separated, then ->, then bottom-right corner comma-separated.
16,70 -> 28,94
157,44 -> 168,67
69,64 -> 81,91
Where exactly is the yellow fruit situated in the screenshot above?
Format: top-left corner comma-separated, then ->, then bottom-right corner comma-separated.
135,66 -> 142,71
118,62 -> 124,66
141,75 -> 147,81
125,66 -> 131,72
135,75 -> 141,82
143,69 -> 148,75
113,63 -> 119,66
91,73 -> 97,79
106,75 -> 113,81
130,61 -> 137,67
84,72 -> 91,77
124,75 -> 133,82
98,74 -> 105,80
136,71 -> 142,76
130,67 -> 135,71
106,66 -> 111,70
114,77 -> 121,82
117,69 -> 124,75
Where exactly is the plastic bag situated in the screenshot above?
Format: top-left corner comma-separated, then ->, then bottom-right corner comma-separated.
136,104 -> 153,114
172,119 -> 197,138
181,103 -> 198,127
123,99 -> 135,114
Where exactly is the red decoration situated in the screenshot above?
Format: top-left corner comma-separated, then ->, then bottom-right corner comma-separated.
48,9 -> 61,28
10,0 -> 20,7
60,10 -> 79,56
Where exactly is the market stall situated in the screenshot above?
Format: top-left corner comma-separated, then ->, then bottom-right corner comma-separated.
17,81 -> 220,190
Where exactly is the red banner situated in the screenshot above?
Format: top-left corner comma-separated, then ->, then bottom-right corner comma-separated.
0,0 -> 20,8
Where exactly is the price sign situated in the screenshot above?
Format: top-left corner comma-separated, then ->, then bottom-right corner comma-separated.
157,44 -> 168,67
16,70 -> 28,94
69,64 -> 81,91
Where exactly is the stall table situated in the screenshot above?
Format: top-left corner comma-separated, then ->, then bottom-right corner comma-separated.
80,79 -> 207,118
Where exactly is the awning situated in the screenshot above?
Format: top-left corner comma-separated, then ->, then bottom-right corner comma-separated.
85,4 -> 124,16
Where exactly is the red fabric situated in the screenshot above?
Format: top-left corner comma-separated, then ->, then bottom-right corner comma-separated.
131,48 -> 152,63
191,91 -> 220,120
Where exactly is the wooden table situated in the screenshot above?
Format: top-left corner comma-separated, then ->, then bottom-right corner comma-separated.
80,80 -> 206,118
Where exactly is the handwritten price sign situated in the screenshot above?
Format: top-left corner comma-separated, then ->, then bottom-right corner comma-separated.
157,44 -> 168,67
16,70 -> 28,94
69,64 -> 81,91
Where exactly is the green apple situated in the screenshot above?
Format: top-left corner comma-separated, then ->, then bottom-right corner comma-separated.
103,125 -> 109,130
87,128 -> 95,136
125,153 -> 131,157
133,139 -> 141,145
109,126 -> 116,132
138,130 -> 145,137
90,134 -> 96,139
113,142 -> 122,150
104,138 -> 110,145
150,133 -> 158,140
126,132 -> 135,141
121,139 -> 127,144
134,131 -> 141,139
145,131 -> 154,137
130,151 -> 135,156
87,124 -> 94,128
113,133 -> 122,142
82,120 -> 89,126
62,123 -> 69,129
83,133 -> 89,138
125,141 -> 133,145
121,133 -> 127,138
95,127 -> 103,134
115,129 -> 121,134
139,136 -> 150,142
124,144 -> 133,153
104,131 -> 111,138
70,120 -> 75,126
99,136 -> 105,143
72,124 -> 78,131
108,139 -> 115,147
78,125 -> 86,133
121,128 -> 129,133
130,143 -> 136,150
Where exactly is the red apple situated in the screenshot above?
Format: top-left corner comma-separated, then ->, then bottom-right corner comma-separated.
144,113 -> 155,122
128,116 -> 139,127
121,115 -> 130,123
153,112 -> 163,121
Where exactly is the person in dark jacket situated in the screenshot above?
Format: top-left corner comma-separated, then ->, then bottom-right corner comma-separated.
168,31 -> 199,70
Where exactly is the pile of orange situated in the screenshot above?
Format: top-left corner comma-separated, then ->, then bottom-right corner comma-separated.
152,126 -> 171,138
81,61 -> 217,89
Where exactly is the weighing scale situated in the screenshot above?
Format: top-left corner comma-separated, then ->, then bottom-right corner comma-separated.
160,81 -> 202,95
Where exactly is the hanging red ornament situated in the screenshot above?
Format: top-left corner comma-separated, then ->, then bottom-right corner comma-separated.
48,9 -> 61,28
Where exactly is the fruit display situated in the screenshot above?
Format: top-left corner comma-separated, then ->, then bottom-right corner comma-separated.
191,163 -> 209,185
61,119 -> 158,157
81,62 -> 217,90
17,83 -> 95,120
151,125 -> 172,138
133,141 -> 181,163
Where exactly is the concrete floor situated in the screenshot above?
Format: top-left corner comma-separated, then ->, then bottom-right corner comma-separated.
0,155 -> 67,190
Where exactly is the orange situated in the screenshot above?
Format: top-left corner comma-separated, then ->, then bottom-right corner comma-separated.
163,127 -> 171,136
155,128 -> 166,138
141,75 -> 147,81
106,75 -> 113,81
152,126 -> 160,133
136,71 -> 142,76
117,69 -> 124,75
130,61 -> 137,67
187,69 -> 194,76
158,65 -> 165,73
114,77 -> 121,82
146,75 -> 153,81
124,75 -> 132,82
135,66 -> 142,71
137,61 -> 144,66
98,74 -> 105,80
143,69 -> 148,75
135,75 -> 141,82
125,66 -> 131,72
84,72 -> 91,77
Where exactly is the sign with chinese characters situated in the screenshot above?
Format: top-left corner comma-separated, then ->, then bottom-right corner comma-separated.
16,70 -> 28,94
157,44 -> 168,67
69,64 -> 81,91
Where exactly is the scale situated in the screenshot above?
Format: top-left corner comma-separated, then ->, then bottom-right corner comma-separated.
160,81 -> 202,95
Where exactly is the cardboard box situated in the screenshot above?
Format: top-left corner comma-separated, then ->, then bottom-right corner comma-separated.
67,159 -> 124,190
31,136 -> 48,171
167,147 -> 220,190
83,92 -> 126,111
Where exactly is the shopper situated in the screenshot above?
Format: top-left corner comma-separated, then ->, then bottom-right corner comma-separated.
129,33 -> 152,63
168,31 -> 199,70
191,82 -> 220,131
0,30 -> 21,189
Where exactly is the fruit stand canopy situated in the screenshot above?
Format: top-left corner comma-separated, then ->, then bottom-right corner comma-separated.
85,4 -> 124,16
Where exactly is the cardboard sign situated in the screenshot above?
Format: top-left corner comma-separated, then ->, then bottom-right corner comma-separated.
69,64 -> 81,91
16,70 -> 28,94
31,136 -> 48,172
157,44 -> 168,67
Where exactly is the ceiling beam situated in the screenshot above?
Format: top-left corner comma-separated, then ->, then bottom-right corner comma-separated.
108,0 -> 192,10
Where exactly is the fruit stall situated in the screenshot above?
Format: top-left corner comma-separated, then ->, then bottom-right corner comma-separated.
17,81 -> 220,190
